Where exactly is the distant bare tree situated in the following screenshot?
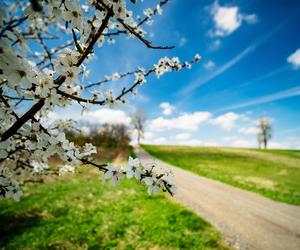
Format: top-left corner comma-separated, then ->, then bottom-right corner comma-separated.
257,117 -> 272,149
131,110 -> 146,145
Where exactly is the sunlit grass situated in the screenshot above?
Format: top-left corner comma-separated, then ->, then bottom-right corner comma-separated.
0,148 -> 229,250
142,145 -> 300,205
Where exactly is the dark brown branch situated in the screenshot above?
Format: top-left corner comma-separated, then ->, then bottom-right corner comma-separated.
104,30 -> 126,36
84,69 -> 143,89
37,34 -> 54,70
30,0 -> 43,12
117,18 -> 174,50
56,89 -> 106,105
80,158 -> 108,171
76,7 -> 114,67
72,29 -> 84,54
0,99 -> 45,142
0,16 -> 27,37
2,95 -> 32,101
0,94 -> 21,121
36,42 -> 73,67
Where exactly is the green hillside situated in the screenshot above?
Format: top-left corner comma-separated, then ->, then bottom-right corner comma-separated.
142,145 -> 300,205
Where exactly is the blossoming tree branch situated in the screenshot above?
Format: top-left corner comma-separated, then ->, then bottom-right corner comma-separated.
0,0 -> 201,201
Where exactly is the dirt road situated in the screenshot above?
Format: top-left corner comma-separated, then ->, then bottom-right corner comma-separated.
135,147 -> 300,250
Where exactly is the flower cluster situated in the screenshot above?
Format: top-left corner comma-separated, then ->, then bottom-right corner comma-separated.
0,167 -> 22,202
154,56 -> 184,78
134,72 -> 146,84
103,157 -> 176,195
55,49 -> 81,83
59,164 -> 75,176
105,72 -> 121,81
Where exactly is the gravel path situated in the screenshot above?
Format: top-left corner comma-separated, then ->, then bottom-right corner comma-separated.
135,147 -> 300,250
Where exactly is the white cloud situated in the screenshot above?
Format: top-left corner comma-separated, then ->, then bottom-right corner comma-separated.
143,133 -> 201,147
268,141 -> 284,149
268,138 -> 300,149
213,5 -> 241,36
149,112 -> 212,131
141,132 -> 166,145
179,37 -> 187,47
287,49 -> 300,68
224,136 -> 256,148
153,137 -> 167,145
203,141 -> 221,147
238,126 -> 258,135
175,133 -> 191,140
223,136 -> 300,149
143,132 -> 154,140
204,60 -> 216,69
210,112 -> 241,130
47,111 -> 61,122
48,108 -> 131,126
80,126 -> 91,135
160,102 -> 175,115
210,2 -> 257,37
178,139 -> 202,146
81,109 -> 131,125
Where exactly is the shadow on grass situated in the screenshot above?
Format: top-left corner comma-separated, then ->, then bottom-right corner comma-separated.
0,213 -> 43,247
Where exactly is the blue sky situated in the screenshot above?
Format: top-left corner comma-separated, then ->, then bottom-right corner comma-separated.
50,0 -> 300,149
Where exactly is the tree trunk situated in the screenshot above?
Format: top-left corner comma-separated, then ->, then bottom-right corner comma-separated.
263,139 -> 267,149
137,131 -> 140,145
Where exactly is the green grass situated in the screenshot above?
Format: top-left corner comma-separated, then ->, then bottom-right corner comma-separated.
142,145 -> 300,205
0,160 -> 229,249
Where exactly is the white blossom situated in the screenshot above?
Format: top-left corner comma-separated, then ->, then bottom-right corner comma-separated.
194,53 -> 202,61
62,1 -> 83,30
103,163 -> 124,186
143,8 -> 154,17
32,161 -> 49,173
156,5 -> 163,15
0,167 -> 22,202
134,72 -> 146,84
125,156 -> 142,179
59,164 -> 75,176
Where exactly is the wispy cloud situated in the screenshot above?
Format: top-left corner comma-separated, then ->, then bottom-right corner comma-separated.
179,45 -> 255,96
239,65 -> 288,87
178,22 -> 287,99
220,86 -> 300,111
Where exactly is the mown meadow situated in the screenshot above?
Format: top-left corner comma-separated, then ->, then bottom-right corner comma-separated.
142,145 -> 300,205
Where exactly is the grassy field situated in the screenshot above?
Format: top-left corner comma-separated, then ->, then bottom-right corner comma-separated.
142,145 -> 300,205
0,147 -> 229,250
